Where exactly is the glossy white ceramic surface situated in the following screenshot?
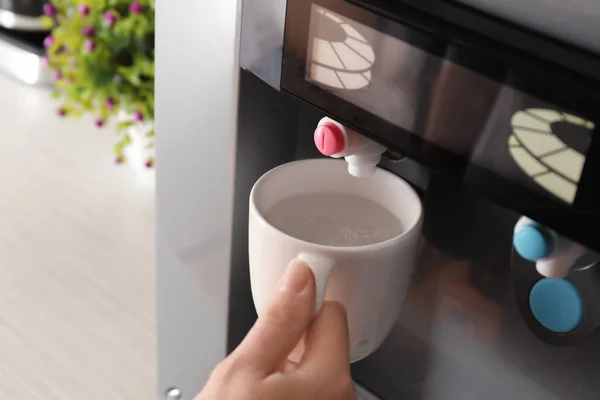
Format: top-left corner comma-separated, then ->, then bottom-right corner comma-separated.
249,159 -> 423,362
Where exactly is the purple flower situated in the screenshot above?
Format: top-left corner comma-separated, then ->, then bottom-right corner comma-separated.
54,70 -> 63,80
43,3 -> 56,17
78,4 -> 90,16
84,39 -> 96,53
57,108 -> 67,117
133,110 -> 144,122
41,56 -> 49,68
81,25 -> 95,36
95,119 -> 105,128
104,11 -> 117,26
129,2 -> 143,15
106,97 -> 115,109
145,159 -> 154,168
43,35 -> 55,48
115,156 -> 124,164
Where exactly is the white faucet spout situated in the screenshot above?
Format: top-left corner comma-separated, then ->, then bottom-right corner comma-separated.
314,117 -> 387,177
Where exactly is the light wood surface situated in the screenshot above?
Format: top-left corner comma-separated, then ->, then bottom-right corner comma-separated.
0,74 -> 156,400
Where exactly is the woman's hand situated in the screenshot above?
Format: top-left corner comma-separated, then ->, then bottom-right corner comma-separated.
196,260 -> 356,399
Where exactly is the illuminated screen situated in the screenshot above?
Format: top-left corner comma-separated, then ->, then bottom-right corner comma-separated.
305,4 -> 594,204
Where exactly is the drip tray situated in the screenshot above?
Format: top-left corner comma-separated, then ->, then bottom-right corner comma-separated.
0,27 -> 52,86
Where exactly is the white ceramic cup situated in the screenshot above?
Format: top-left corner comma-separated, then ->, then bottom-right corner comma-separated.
249,159 -> 423,362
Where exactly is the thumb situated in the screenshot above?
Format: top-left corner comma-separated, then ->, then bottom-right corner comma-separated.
232,260 -> 315,376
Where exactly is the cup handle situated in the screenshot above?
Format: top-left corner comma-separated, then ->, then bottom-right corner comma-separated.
297,252 -> 336,313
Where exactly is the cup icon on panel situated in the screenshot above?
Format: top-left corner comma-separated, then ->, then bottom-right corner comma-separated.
508,108 -> 594,204
308,5 -> 375,90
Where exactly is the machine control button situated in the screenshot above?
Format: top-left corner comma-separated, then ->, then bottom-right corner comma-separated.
529,278 -> 583,334
314,122 -> 345,156
513,224 -> 553,261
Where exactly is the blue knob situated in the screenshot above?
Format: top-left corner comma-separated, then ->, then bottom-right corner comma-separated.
529,278 -> 583,334
513,224 -> 553,261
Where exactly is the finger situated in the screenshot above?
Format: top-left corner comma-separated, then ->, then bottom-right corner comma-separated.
287,334 -> 306,365
232,260 -> 315,375
300,301 -> 351,373
266,305 -> 354,399
277,335 -> 305,373
278,359 -> 299,374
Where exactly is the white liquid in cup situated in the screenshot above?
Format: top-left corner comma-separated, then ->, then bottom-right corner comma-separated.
266,193 -> 404,247
249,159 -> 423,362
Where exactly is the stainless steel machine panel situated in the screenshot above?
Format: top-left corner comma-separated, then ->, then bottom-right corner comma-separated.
457,0 -> 600,54
157,1 -> 600,399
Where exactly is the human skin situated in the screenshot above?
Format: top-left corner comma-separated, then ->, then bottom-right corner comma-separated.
196,260 -> 356,400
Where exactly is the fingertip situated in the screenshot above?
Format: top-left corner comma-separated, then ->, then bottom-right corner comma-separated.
231,260 -> 317,375
288,258 -> 311,271
278,259 -> 315,296
289,258 -> 311,269
300,300 -> 352,370
320,300 -> 349,329
323,300 -> 348,319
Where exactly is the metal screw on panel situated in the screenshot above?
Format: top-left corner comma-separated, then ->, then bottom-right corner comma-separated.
165,387 -> 182,400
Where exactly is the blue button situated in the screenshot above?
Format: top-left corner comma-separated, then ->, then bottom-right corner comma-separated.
513,224 -> 553,261
529,279 -> 583,334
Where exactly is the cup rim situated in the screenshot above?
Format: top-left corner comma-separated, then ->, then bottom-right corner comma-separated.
249,159 -> 423,252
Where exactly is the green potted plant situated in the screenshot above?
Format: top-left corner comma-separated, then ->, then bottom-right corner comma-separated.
41,0 -> 155,167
